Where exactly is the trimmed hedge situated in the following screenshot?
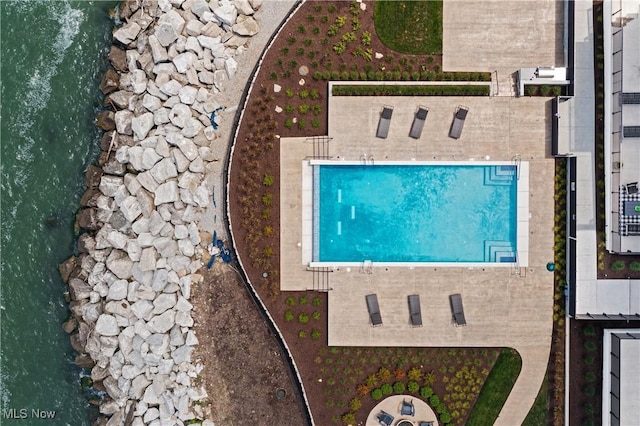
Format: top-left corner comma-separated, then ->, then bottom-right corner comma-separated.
332,84 -> 490,97
314,70 -> 491,82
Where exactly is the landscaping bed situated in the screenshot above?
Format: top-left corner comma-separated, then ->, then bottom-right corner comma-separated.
332,84 -> 490,96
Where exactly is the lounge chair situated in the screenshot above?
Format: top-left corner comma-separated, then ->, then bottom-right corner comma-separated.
409,106 -> 429,139
419,422 -> 434,426
376,105 -> 394,139
448,105 -> 469,139
626,182 -> 639,194
408,295 -> 423,327
401,398 -> 415,416
366,294 -> 383,327
377,410 -> 394,426
449,293 -> 467,326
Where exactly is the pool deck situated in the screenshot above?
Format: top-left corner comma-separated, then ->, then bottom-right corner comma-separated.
280,96 -> 554,426
277,1 -> 561,425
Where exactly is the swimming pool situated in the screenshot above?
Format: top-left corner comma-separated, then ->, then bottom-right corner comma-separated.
312,162 -> 519,264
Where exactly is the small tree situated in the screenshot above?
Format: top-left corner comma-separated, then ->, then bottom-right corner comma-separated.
371,388 -> 383,400
393,382 -> 406,394
407,381 -> 420,394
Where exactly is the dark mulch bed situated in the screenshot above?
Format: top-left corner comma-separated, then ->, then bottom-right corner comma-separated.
568,319 -> 640,426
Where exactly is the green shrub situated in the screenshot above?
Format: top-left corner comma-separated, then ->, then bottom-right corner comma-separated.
341,412 -> 355,425
381,383 -> 393,396
284,105 -> 294,113
429,395 -> 440,406
299,296 -> 308,305
284,118 -> 293,129
349,397 -> 362,411
611,260 -> 625,271
420,386 -> 433,399
311,119 -> 320,128
584,385 -> 596,397
298,313 -> 309,324
584,341 -> 597,351
583,324 -> 596,337
630,262 -> 640,271
440,412 -> 452,424
584,355 -> 595,365
298,330 -> 307,338
312,296 -> 322,306
285,296 -> 296,306
585,371 -> 596,383
263,174 -> 274,186
393,382 -> 405,394
284,310 -> 294,321
297,120 -> 306,130
298,104 -> 310,114
285,88 -> 295,98
371,388 -> 383,400
312,311 -> 321,320
311,329 -> 321,340
407,381 -> 420,393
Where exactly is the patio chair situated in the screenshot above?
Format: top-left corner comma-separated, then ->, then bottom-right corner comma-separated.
376,105 -> 394,139
408,295 -> 423,327
419,422 -> 434,426
366,294 -> 383,327
448,105 -> 469,139
409,106 -> 429,139
377,410 -> 394,426
626,182 -> 639,194
449,293 -> 467,326
401,398 -> 415,416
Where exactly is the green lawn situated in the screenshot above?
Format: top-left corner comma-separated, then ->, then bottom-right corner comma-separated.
466,348 -> 522,425
522,378 -> 548,426
373,0 -> 443,54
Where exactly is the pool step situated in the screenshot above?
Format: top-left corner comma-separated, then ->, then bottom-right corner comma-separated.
484,240 -> 516,262
484,166 -> 516,186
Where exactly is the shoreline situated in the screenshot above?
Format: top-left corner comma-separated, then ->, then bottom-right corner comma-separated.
58,0 -> 295,423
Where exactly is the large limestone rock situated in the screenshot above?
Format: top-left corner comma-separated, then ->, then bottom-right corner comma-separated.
166,133 -> 198,161
155,23 -> 178,47
159,9 -> 186,35
113,22 -> 142,45
115,110 -> 134,136
152,293 -> 177,315
169,104 -> 192,128
148,34 -> 169,64
95,314 -> 120,336
139,247 -> 157,272
142,93 -> 162,112
173,52 -> 197,74
232,17 -> 259,36
213,3 -> 237,26
190,0 -> 211,19
224,57 -> 238,79
132,113 -> 155,141
99,176 -> 124,198
147,310 -> 176,334
106,249 -> 134,280
150,158 -> 178,184
178,86 -> 198,105
154,181 -> 179,206
234,0 -> 255,15
120,196 -> 142,222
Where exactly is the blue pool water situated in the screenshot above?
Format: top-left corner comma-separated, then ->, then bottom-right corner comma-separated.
314,165 -> 518,263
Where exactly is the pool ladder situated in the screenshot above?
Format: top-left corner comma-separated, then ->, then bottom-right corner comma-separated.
511,154 -> 521,180
361,154 -> 375,165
